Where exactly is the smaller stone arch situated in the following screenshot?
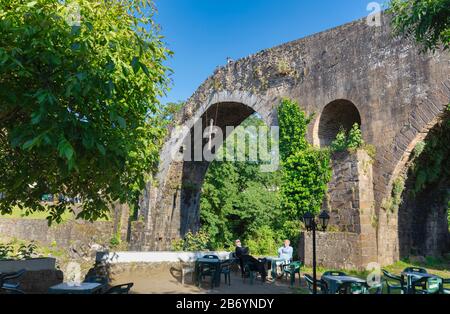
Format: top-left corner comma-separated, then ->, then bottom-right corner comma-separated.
314,99 -> 362,147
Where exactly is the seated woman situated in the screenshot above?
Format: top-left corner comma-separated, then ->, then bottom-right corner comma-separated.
273,240 -> 293,277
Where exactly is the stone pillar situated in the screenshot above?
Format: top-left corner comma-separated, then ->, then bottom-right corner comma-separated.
299,149 -> 378,270
356,150 -> 378,267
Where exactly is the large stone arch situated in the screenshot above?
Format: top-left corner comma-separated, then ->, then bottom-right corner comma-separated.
376,85 -> 450,265
134,91 -> 276,250
129,13 -> 450,268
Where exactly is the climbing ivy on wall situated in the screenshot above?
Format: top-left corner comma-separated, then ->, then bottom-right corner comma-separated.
278,99 -> 332,240
409,109 -> 450,197
385,106 -> 450,214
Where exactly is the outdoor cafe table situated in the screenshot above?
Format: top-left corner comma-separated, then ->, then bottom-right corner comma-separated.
194,258 -> 222,288
48,282 -> 103,294
265,257 -> 289,279
321,274 -> 367,294
401,270 -> 442,294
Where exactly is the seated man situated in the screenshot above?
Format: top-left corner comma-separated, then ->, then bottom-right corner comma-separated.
234,239 -> 267,282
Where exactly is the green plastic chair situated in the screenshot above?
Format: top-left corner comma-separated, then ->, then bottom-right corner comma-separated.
198,262 -> 219,289
104,283 -> 133,294
382,269 -> 406,294
242,263 -> 256,285
442,278 -> 450,294
304,274 -> 328,294
411,277 -> 442,294
220,260 -> 232,286
283,261 -> 302,287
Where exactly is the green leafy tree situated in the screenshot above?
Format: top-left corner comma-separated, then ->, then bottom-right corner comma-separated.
390,0 -> 450,52
277,99 -> 332,239
200,116 -> 282,253
0,0 -> 171,222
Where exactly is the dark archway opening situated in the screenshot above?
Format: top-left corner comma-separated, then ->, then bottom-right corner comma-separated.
179,102 -> 256,236
318,99 -> 362,147
398,111 -> 450,259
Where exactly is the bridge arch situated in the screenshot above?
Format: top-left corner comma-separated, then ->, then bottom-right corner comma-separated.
313,99 -> 362,147
137,91 -> 276,250
376,87 -> 450,265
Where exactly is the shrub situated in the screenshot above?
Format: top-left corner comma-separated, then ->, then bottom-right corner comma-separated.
331,123 -> 364,153
171,231 -> 210,252
245,226 -> 279,256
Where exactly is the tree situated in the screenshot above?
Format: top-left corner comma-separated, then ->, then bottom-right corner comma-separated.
277,99 -> 332,239
0,0 -> 171,223
390,0 -> 450,51
200,116 -> 282,253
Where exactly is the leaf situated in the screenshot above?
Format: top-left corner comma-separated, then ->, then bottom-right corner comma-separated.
131,56 -> 140,73
58,138 -> 75,162
140,62 -> 150,77
117,116 -> 126,129
96,143 -> 106,156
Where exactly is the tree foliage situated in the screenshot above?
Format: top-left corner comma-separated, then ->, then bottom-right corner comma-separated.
0,0 -> 171,222
409,109 -> 450,196
331,123 -> 364,153
200,116 -> 282,254
389,0 -> 450,51
278,98 -> 310,161
278,99 -> 332,239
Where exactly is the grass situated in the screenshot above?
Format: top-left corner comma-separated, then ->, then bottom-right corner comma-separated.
0,205 -> 111,222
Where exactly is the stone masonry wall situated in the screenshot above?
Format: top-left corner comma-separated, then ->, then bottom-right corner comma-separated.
299,150 -> 377,270
0,218 -> 114,248
299,232 -> 362,270
138,13 -> 449,269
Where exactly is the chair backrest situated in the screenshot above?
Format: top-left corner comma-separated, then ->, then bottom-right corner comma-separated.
104,283 -> 134,294
1,269 -> 26,283
412,277 -> 442,294
287,261 -> 302,271
382,269 -> 402,282
304,274 -> 328,294
203,254 -> 219,260
404,267 -> 427,274
323,271 -> 346,277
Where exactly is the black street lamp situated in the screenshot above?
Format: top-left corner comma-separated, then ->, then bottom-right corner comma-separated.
302,210 -> 330,294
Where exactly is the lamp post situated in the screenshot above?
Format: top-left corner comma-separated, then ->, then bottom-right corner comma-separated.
302,210 -> 330,294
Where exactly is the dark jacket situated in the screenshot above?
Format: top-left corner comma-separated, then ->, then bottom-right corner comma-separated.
235,246 -> 249,258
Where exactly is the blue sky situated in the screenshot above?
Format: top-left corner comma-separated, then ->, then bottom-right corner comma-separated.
154,0 -> 379,104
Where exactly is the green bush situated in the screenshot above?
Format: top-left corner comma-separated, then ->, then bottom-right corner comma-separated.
330,127 -> 348,152
0,242 -> 14,260
245,226 -> 279,256
331,123 -> 364,152
171,231 -> 210,252
0,240 -> 40,260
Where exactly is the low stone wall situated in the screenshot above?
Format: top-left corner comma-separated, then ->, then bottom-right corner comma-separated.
99,251 -> 231,264
0,218 -> 114,248
299,232 -> 363,270
18,270 -> 64,294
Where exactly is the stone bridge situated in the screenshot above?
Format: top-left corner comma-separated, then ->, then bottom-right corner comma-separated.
132,14 -> 450,268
